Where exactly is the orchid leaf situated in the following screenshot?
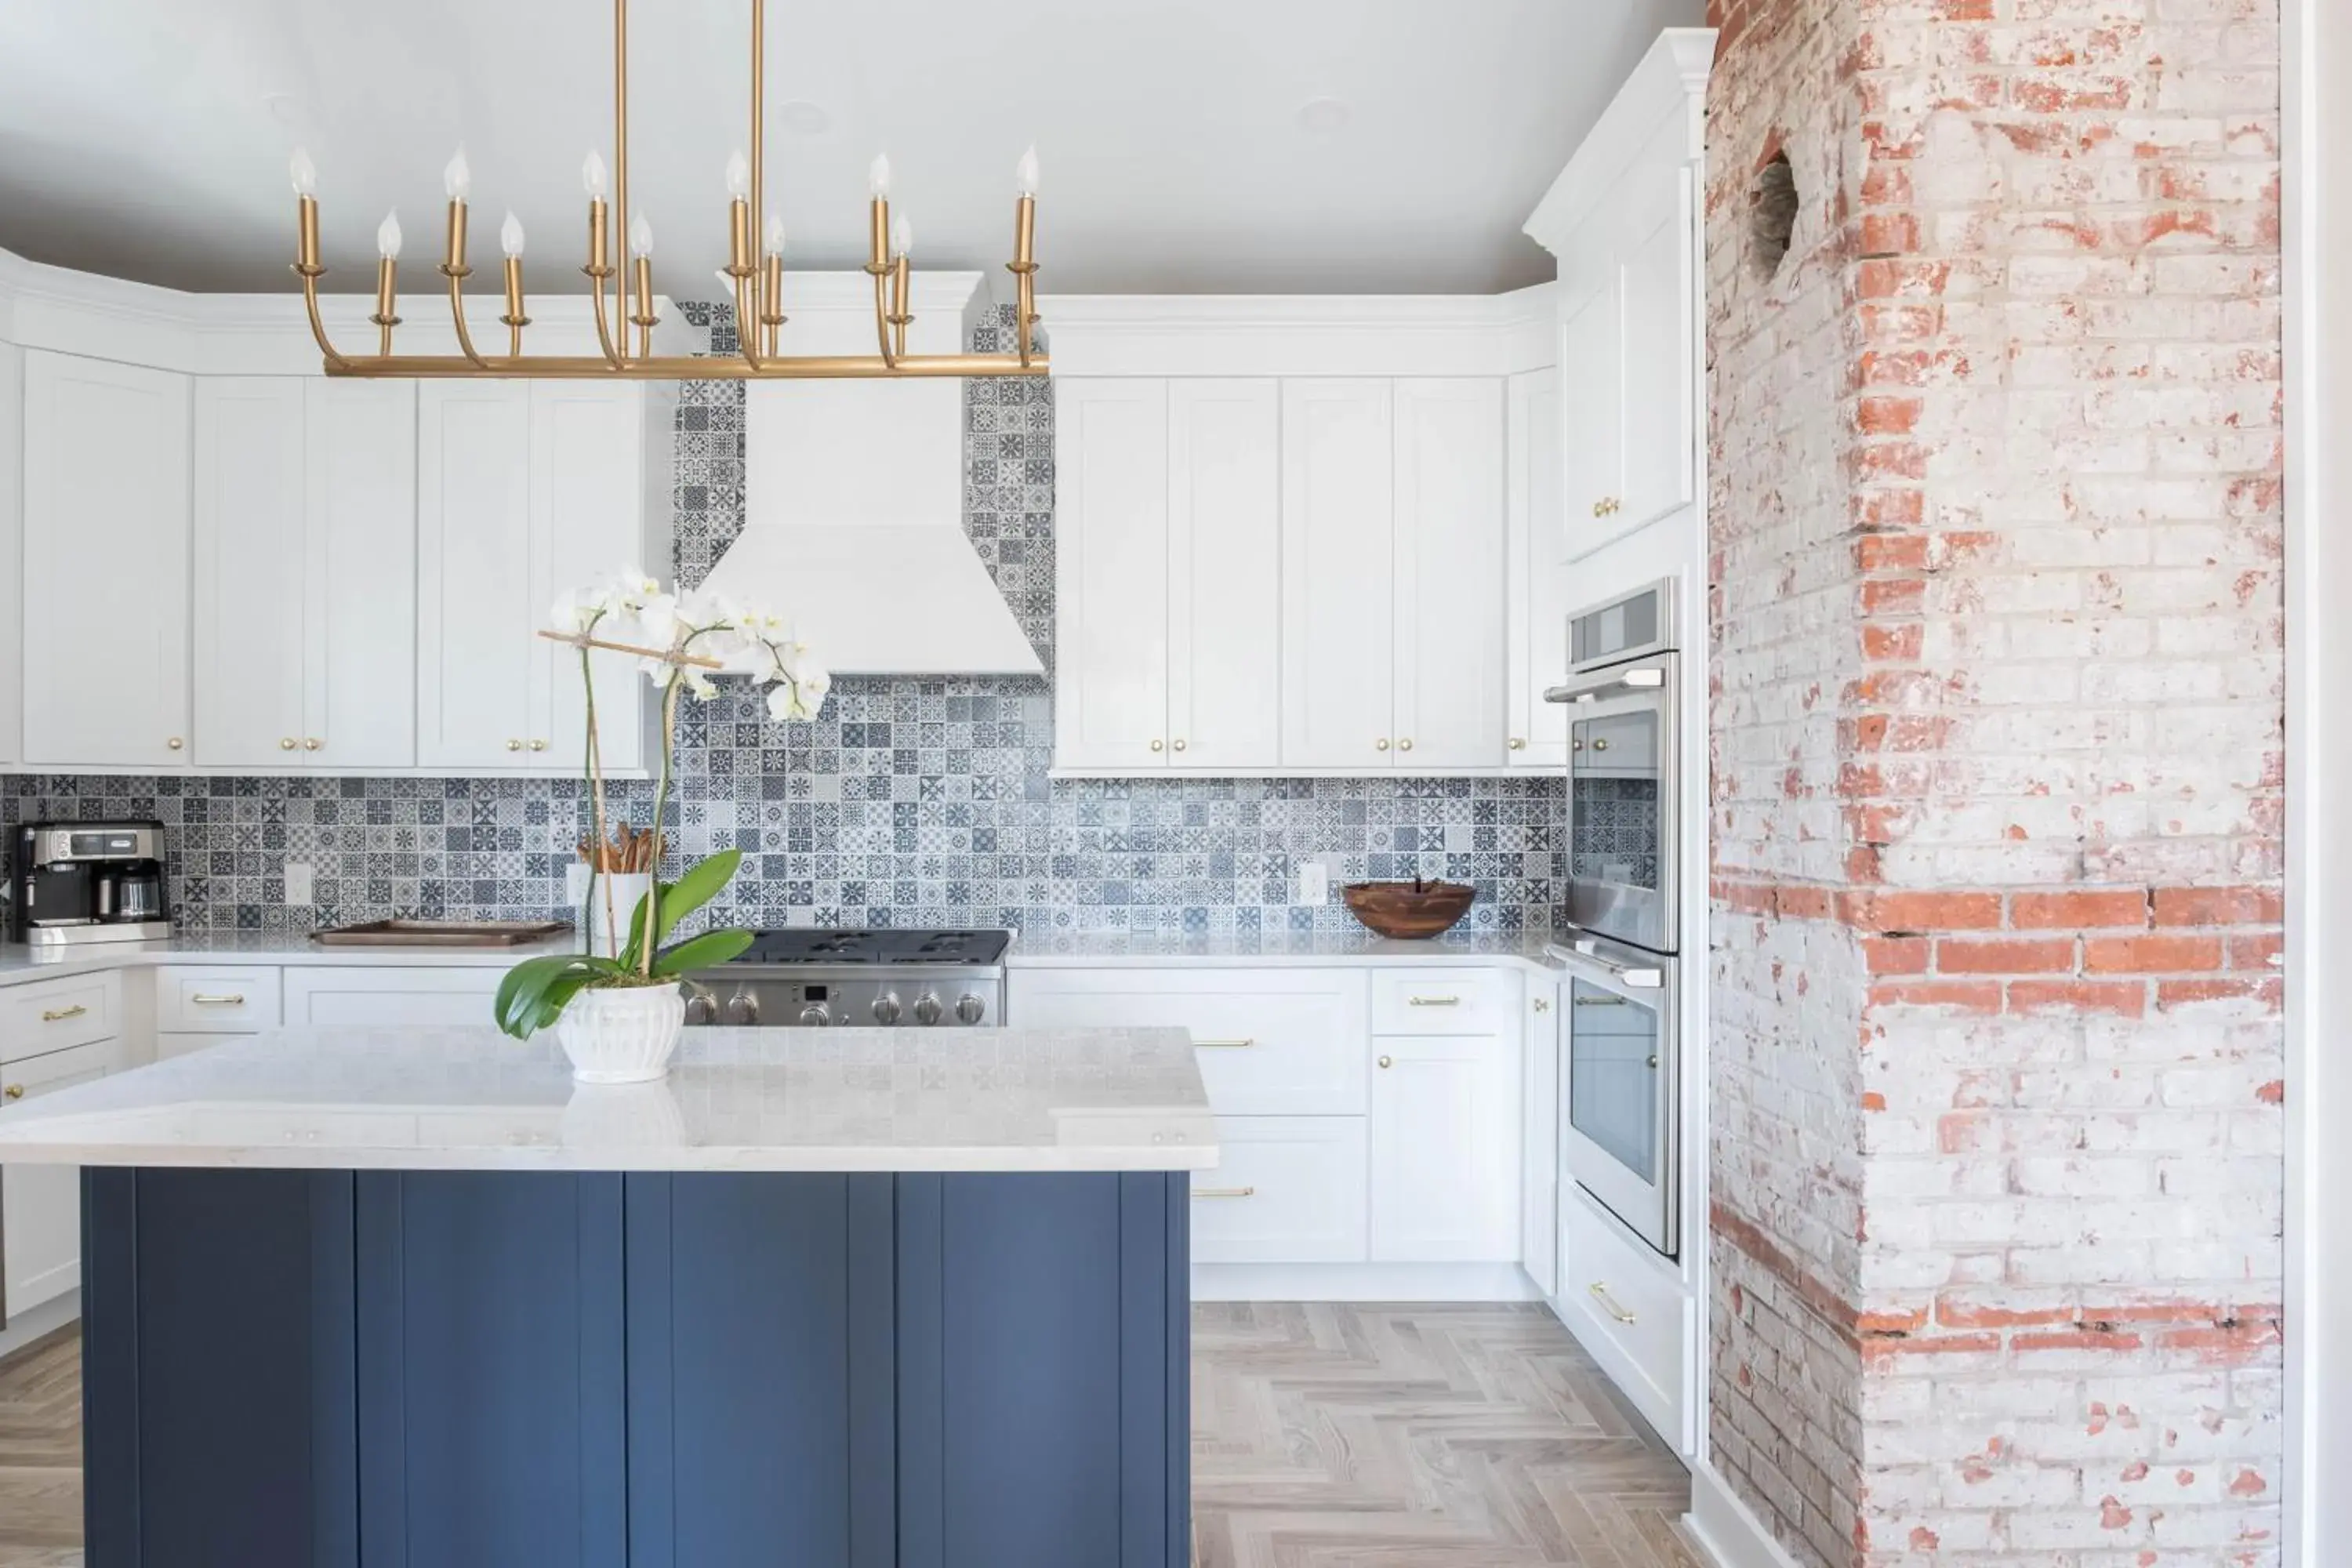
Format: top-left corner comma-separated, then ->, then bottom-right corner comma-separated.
494,953 -> 622,1040
652,927 -> 755,978
652,850 -> 743,948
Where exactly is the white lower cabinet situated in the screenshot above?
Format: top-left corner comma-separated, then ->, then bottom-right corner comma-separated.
1190,1116 -> 1367,1265
1560,1189 -> 1687,1438
2,973 -> 129,1316
1368,1031 -> 1521,1262
282,966 -> 505,1028
1521,982 -> 1561,1298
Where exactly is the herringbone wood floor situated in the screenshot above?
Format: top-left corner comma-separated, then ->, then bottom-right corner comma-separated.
1,1304 -> 1700,1568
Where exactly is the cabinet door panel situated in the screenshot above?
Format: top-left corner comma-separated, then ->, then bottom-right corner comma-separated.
1280,379 -> 1394,769
307,379 -> 418,768
193,379 -> 308,768
418,383 -> 534,769
0,343 -> 22,764
1189,1117 -> 1367,1265
1369,1033 -> 1519,1262
1620,162 -> 1697,531
283,967 -> 504,1028
1555,275 -> 1624,565
1521,986 -> 1561,1297
1053,380 -> 1171,770
23,352 -> 191,767
1508,368 -> 1570,768
535,383 -> 647,774
1168,379 -> 1279,770
1392,378 -> 1505,770
2,1036 -> 127,1312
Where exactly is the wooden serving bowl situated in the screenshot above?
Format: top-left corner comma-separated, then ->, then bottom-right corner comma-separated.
1341,880 -> 1476,939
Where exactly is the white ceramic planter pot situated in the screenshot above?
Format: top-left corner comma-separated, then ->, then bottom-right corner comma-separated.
555,982 -> 687,1084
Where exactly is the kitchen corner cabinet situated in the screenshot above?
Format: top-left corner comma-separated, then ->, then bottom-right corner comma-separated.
1507,367 -> 1570,768
1052,378 -> 1279,771
418,381 -> 656,775
194,379 -> 417,770
21,351 -> 192,768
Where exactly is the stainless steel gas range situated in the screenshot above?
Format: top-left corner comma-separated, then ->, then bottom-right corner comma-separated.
682,928 -> 1011,1028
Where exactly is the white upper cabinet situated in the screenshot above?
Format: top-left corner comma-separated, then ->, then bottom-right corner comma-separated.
0,342 -> 20,765
1281,379 -> 1396,771
1392,378 -> 1504,770
418,382 -> 536,770
534,380 -> 651,776
1508,367 -> 1570,768
419,380 -> 652,774
303,379 -> 418,769
1167,379 -> 1279,769
1617,157 -> 1697,533
192,378 -> 416,771
22,351 -> 191,768
1054,379 -> 1171,771
1555,271 -> 1627,563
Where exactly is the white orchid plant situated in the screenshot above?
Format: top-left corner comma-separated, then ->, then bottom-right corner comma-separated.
494,568 -> 829,1039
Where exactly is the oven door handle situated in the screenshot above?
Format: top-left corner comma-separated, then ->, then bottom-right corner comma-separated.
1544,941 -> 1666,989
1544,662 -> 1670,707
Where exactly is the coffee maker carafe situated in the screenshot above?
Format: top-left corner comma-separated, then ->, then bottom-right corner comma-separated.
9,821 -> 172,946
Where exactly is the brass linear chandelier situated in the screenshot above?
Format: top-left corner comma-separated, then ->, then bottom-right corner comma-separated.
287,0 -> 1046,380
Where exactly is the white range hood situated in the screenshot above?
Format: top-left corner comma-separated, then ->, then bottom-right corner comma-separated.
699,272 -> 1043,677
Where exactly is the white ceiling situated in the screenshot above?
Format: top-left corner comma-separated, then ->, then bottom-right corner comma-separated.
0,0 -> 1701,298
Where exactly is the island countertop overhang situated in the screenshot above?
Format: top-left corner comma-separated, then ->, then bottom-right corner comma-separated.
0,1023 -> 1220,1173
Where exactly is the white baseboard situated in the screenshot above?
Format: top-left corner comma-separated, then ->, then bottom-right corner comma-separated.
1684,1461 -> 1804,1568
0,1288 -> 78,1365
1192,1261 -> 1541,1302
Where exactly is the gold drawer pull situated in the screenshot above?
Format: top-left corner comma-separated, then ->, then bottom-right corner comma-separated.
1589,1282 -> 1637,1325
1194,1037 -> 1255,1049
41,1004 -> 88,1022
3,1084 -> 23,1102
191,993 -> 247,1007
1192,1186 -> 1255,1200
1407,995 -> 1460,1007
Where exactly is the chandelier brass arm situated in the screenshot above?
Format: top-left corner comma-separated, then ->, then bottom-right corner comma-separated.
288,0 -> 1048,380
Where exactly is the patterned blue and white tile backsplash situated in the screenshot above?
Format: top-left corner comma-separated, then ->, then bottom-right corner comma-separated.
4,307 -> 1569,938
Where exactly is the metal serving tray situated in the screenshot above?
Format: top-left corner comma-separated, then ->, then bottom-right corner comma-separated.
310,919 -> 572,947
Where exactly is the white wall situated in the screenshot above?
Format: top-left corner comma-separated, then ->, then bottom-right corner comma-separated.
2281,0 -> 2344,1559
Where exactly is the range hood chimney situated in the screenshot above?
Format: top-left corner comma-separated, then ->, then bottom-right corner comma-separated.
700,270 -> 1044,677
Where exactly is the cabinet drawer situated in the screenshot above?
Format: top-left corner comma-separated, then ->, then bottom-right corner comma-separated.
1561,1189 -> 1686,1432
282,967 -> 505,1028
1189,1116 -> 1367,1265
1010,969 -> 1370,1116
2,972 -> 120,1062
157,966 -> 282,1033
1370,968 -> 1519,1036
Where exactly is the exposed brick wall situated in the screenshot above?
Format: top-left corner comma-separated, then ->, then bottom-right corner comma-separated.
1700,0 -> 2285,1563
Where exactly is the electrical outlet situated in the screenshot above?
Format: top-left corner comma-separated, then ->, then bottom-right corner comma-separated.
282,862 -> 314,906
1295,859 -> 1330,905
564,862 -> 592,903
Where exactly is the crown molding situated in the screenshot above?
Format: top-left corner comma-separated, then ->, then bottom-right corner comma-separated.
1523,27 -> 1715,254
1036,281 -> 1556,377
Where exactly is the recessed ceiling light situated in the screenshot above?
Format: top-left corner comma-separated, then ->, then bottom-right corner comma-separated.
778,100 -> 831,136
1297,97 -> 1351,133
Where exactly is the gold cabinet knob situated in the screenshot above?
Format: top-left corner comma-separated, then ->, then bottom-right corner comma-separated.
1593,737 -> 1610,753
280,737 -> 296,751
1377,1054 -> 1393,1069
305,738 -> 323,751
1149,739 -> 1163,753
1509,738 -> 1526,751
2,1084 -> 21,1102
506,739 -> 523,752
529,739 -> 548,753
1398,738 -> 1414,753
1172,739 -> 1186,753
167,737 -> 184,750
1375,739 -> 1390,752
1534,996 -> 1551,1013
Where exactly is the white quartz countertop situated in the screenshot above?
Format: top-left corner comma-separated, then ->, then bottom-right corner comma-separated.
0,1025 -> 1219,1174
1004,928 -> 1566,971
0,933 -> 582,986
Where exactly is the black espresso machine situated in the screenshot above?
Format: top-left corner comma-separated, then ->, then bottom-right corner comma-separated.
9,820 -> 172,947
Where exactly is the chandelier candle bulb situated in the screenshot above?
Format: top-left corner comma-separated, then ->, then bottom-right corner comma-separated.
442,147 -> 471,201
582,149 -> 608,198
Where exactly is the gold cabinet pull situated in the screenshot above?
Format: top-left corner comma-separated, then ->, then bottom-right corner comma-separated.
191,993 -> 246,1007
280,737 -> 296,751
1593,737 -> 1611,753
1508,738 -> 1526,751
305,738 -> 324,751
1407,995 -> 1461,1007
1377,1054 -> 1393,1069
1398,738 -> 1414,752
1192,1186 -> 1255,1200
41,1004 -> 87,1022
3,1084 -> 24,1102
1589,1282 -> 1637,1324
167,737 -> 184,750
1194,1037 -> 1255,1049
1149,739 -> 1163,753
529,739 -> 548,752
1533,996 -> 1550,1013
506,739 -> 523,752
1172,739 -> 1187,753
1375,738 -> 1390,752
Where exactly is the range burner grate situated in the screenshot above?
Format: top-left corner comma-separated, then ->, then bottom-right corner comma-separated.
732,928 -> 1012,967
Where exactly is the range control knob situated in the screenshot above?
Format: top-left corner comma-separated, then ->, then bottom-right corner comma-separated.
954,993 -> 986,1025
798,1002 -> 831,1027
913,992 -> 943,1025
722,990 -> 760,1026
682,990 -> 717,1026
872,992 -> 902,1025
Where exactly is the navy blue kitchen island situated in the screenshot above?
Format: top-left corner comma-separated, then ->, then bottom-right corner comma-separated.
0,1025 -> 1216,1567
